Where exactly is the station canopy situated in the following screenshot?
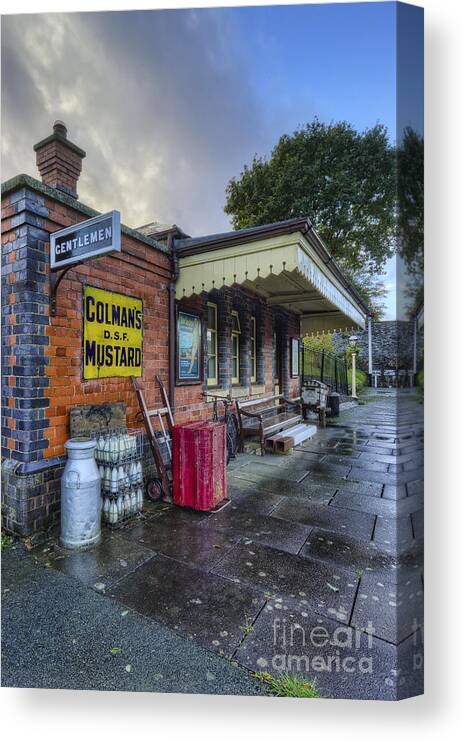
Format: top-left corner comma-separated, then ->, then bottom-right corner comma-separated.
174,218 -> 368,334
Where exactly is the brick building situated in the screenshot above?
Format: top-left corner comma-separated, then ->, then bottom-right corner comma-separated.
1,123 -> 368,536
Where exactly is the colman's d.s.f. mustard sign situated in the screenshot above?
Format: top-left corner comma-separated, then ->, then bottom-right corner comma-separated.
83,286 -> 143,379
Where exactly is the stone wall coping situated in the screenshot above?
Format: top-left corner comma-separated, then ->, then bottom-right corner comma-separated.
9,455 -> 66,477
1,173 -> 168,255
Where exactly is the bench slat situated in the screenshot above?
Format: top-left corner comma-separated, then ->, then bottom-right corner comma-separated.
237,395 -> 280,409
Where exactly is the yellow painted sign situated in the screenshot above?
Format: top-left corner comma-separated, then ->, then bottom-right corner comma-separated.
83,286 -> 143,379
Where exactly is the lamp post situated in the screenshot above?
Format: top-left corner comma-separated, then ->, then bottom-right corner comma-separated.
349,335 -> 358,400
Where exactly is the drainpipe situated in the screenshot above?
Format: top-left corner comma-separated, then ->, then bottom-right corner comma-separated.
168,233 -> 179,412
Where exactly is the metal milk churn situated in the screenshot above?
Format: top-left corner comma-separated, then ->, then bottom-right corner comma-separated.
60,437 -> 102,549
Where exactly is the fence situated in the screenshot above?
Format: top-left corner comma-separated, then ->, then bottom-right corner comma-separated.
301,346 -> 349,395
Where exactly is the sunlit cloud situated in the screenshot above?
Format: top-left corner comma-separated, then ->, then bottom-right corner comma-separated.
1,10 -> 264,233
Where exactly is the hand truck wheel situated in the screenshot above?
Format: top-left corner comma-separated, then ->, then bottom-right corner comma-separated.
147,478 -> 163,502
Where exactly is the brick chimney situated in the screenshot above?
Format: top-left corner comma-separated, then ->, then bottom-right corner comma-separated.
33,121 -> 86,199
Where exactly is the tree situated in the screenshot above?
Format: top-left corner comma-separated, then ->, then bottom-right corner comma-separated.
397,127 -> 424,273
342,265 -> 387,317
396,126 -> 424,312
225,119 -> 396,277
302,333 -> 335,354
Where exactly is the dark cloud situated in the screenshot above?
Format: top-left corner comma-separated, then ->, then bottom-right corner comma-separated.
1,9 -> 266,233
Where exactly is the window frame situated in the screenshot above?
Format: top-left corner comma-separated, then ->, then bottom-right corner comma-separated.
291,336 -> 301,378
206,301 -> 218,387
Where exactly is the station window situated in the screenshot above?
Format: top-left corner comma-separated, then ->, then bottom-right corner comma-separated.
207,302 -> 218,386
231,310 -> 241,384
250,316 -> 257,383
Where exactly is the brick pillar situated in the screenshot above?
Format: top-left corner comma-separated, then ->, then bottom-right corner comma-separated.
239,309 -> 251,388
1,184 -> 64,535
273,310 -> 290,397
255,304 -> 266,385
281,315 -> 291,397
1,188 -> 51,464
217,289 -> 232,389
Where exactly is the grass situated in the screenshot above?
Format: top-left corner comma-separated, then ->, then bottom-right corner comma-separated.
1,533 -> 14,550
240,620 -> 254,638
255,672 -> 321,698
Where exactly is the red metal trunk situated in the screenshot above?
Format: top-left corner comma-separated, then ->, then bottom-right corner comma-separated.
172,421 -> 227,510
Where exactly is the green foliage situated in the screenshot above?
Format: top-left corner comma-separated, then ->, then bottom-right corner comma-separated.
397,127 -> 424,316
1,533 -> 14,550
225,119 -> 396,277
397,127 -> 424,274
341,266 -> 387,318
417,369 -> 424,389
255,672 -> 321,698
347,368 -> 367,392
302,333 -> 335,354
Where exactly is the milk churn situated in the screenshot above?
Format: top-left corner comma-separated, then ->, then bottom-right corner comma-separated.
60,437 -> 101,549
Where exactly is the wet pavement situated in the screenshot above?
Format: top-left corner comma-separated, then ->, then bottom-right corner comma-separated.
3,392 -> 424,699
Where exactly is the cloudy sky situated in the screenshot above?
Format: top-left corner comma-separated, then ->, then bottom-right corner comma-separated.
1,2 -> 423,317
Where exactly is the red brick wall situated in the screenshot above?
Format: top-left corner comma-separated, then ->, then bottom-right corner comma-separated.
40,197 -> 171,458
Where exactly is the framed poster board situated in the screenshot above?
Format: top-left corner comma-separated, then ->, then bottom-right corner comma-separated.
291,336 -> 300,378
176,308 -> 203,384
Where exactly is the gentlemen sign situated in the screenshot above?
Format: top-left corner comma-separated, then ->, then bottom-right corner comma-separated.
83,286 -> 143,379
51,211 -> 121,270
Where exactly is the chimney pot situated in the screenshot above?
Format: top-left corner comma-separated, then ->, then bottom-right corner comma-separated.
53,120 -> 68,138
33,122 -> 86,199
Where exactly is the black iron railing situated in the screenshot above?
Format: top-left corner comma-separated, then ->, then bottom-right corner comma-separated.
301,346 -> 349,395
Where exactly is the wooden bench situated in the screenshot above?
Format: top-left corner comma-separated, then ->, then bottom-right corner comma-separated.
301,381 -> 331,427
236,394 -> 302,455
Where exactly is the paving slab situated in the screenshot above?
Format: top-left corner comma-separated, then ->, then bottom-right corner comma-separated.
331,491 -> 423,518
373,516 -> 414,552
300,530 -> 394,572
271,498 -> 376,541
407,479 -> 424,496
382,484 -> 408,500
411,510 -> 424,541
198,505 -> 312,554
231,461 -> 308,483
35,532 -> 156,590
287,455 -> 352,478
227,474 -> 336,503
298,441 -> 340,453
227,486 -> 286,515
212,540 -> 358,624
403,455 -> 424,469
358,451 -> 420,465
365,441 -> 396,453
119,518 -> 241,570
298,471 -> 383,497
111,554 -> 266,658
350,571 -> 424,644
323,454 -> 389,472
348,467 -> 423,486
145,504 -> 213,526
234,596 -> 423,700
